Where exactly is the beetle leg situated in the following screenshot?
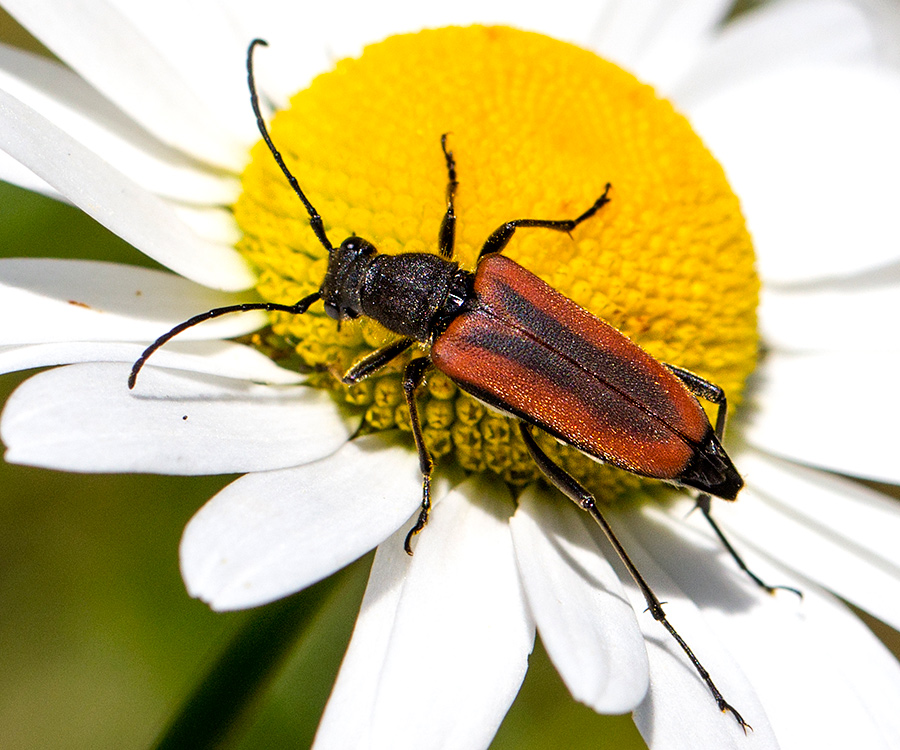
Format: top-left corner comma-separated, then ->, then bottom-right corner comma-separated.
401,357 -> 435,555
437,134 -> 459,260
518,422 -> 750,732
663,364 -> 802,598
341,337 -> 415,384
478,183 -> 612,260
662,364 -> 729,437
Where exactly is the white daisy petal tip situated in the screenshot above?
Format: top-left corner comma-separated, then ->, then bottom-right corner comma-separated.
1,363 -> 352,475
688,64 -> 900,284
180,432 -> 425,611
510,485 -> 649,714
315,473 -> 534,750
0,89 -> 255,292
744,351 -> 900,484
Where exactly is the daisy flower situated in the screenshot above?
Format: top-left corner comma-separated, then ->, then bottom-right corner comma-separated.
2,1 -> 900,749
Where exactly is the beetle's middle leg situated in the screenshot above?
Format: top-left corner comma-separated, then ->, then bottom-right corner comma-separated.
663,363 -> 801,598
340,341 -> 433,555
518,422 -> 750,732
401,356 -> 435,555
478,183 -> 611,260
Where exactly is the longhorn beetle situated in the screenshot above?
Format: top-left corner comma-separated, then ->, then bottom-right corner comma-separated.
130,38 -> 794,731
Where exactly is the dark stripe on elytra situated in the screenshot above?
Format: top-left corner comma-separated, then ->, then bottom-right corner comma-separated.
482,275 -> 692,437
456,322 -> 675,443
453,374 -> 671,480
454,321 -> 731,486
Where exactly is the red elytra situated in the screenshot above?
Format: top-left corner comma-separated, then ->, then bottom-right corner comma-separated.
432,253 -> 740,496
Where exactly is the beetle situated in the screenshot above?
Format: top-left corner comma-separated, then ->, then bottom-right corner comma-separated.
128,38 -> 790,731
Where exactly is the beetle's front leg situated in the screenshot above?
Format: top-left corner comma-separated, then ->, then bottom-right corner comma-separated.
400,357 -> 434,554
341,337 -> 415,384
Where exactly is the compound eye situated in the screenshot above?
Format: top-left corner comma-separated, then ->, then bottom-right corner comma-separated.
323,301 -> 341,320
340,235 -> 375,257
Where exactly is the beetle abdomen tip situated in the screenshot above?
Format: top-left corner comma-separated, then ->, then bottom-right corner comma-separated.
678,430 -> 744,501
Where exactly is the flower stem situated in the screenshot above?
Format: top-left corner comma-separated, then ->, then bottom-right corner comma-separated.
152,568 -> 351,750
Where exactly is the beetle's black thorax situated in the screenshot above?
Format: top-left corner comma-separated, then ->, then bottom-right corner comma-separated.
361,253 -> 475,342
321,237 -> 475,343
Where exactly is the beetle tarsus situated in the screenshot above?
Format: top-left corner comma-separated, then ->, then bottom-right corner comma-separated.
720,700 -> 752,733
404,475 -> 431,556
699,499 -> 803,599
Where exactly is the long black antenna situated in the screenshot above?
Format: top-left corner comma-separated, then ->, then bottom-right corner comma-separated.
248,38 -> 333,253
128,40 -> 336,390
128,294 -> 321,389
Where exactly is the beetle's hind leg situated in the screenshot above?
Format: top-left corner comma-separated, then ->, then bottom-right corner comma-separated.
663,364 -> 802,598
478,183 -> 611,260
518,422 -> 750,732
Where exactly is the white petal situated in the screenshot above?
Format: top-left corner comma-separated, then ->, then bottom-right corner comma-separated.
631,503 -> 900,749
795,579 -> 900,748
1,362 -> 352,474
172,205 -> 242,246
0,42 -> 241,204
0,147 -> 59,197
100,0 -> 263,144
673,0 -> 876,106
760,274 -> 900,353
233,0 -> 609,109
510,484 -> 648,713
688,65 -> 900,284
0,91 -> 255,290
314,474 -> 534,750
2,0 -> 247,168
744,350 -> 900,483
0,258 -> 267,346
602,513 -> 777,749
0,340 -> 303,383
716,450 -> 900,631
856,0 -> 900,69
181,432 -> 422,611
587,0 -> 732,91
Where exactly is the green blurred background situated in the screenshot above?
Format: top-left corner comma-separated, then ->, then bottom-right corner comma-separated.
2,6 -> 898,750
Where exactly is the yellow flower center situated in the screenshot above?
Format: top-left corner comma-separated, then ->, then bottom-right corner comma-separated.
234,26 -> 759,501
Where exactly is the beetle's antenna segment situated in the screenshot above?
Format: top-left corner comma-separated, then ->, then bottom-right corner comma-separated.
128,293 -> 321,389
247,39 -> 333,253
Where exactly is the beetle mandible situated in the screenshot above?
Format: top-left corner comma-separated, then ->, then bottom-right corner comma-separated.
129,38 -> 799,731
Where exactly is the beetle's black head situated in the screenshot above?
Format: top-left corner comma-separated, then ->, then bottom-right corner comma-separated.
320,236 -> 378,321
